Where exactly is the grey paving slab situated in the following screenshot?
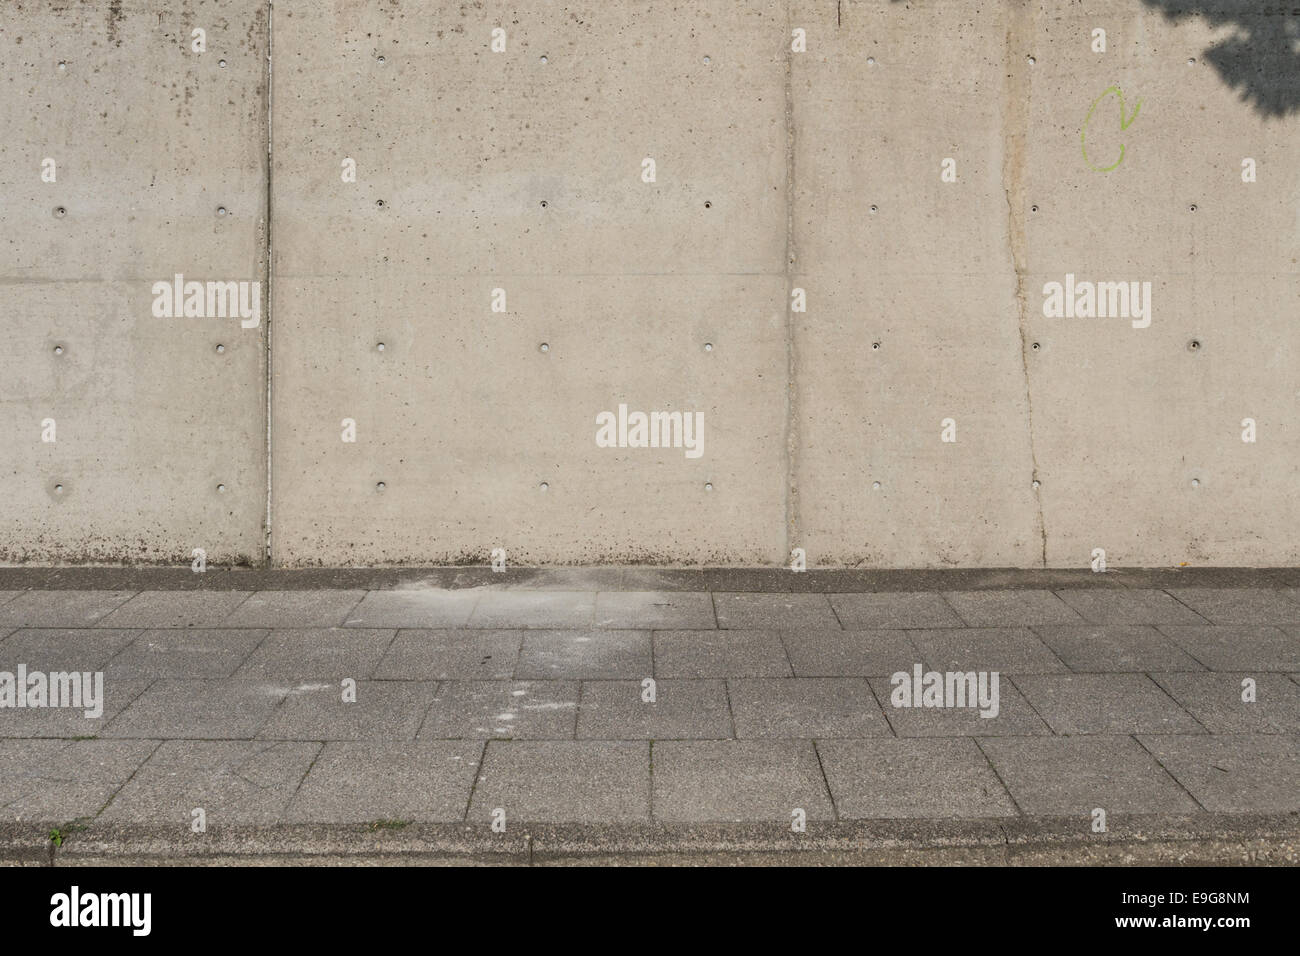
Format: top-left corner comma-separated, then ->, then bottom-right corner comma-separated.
469,741 -> 650,823
1160,625 -> 1300,672
1012,674 -> 1203,735
99,740 -> 320,825
828,593 -> 964,629
1053,590 -> 1208,625
103,679 -> 289,739
1150,673 -> 1300,734
0,628 -> 140,671
729,678 -> 891,739
0,591 -> 135,628
819,738 -> 1018,819
1166,588 -> 1300,625
516,630 -> 651,680
978,736 -> 1201,815
908,627 -> 1068,674
232,628 -> 396,680
593,591 -> 715,629
284,741 -> 483,823
103,629 -> 268,680
221,590 -> 367,628
344,589 -> 482,628
466,590 -> 596,629
1137,734 -> 1300,813
418,681 -> 579,740
0,677 -> 152,738
653,629 -> 792,678
868,676 -> 1051,736
96,591 -> 253,628
577,680 -> 731,739
258,681 -> 438,741
943,590 -> 1084,626
374,630 -> 521,680
0,739 -> 158,821
1033,625 -> 1205,673
713,593 -> 840,630
651,740 -> 834,823
781,628 -> 921,677
0,592 -> 23,608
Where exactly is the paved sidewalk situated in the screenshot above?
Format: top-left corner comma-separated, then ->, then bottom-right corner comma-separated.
0,571 -> 1298,864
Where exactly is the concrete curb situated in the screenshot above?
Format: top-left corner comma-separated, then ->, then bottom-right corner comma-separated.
7,814 -> 1298,865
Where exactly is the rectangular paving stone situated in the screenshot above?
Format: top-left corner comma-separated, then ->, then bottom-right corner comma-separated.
284,740 -> 482,823
418,681 -> 579,739
1151,673 -> 1300,734
577,680 -> 731,739
344,589 -> 481,628
516,630 -> 651,679
782,628 -> 921,677
466,590 -> 595,629
469,741 -> 650,823
233,628 -> 396,680
1160,625 -> 1300,671
1166,588 -> 1300,625
978,736 -> 1200,815
1053,590 -> 1208,625
0,592 -> 23,608
221,590 -> 366,628
1033,625 -> 1204,673
1136,734 -> 1300,813
943,590 -> 1084,626
0,628 -> 140,671
374,629 -> 521,680
99,740 -> 320,825
652,740 -> 834,823
868,675 -> 1050,736
729,678 -> 891,738
828,592 -> 964,629
102,628 -> 267,680
713,593 -> 840,630
908,627 -> 1068,674
1011,674 -> 1203,735
0,739 -> 158,821
0,591 -> 135,628
258,680 -> 438,740
653,629 -> 791,678
593,591 -> 715,629
819,738 -> 1018,819
103,679 -> 289,739
0,677 -> 151,738
96,591 -> 253,628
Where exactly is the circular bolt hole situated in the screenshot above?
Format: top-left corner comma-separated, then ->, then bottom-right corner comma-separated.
872,481 -> 882,491
539,481 -> 550,491
218,59 -> 227,68
217,206 -> 227,217
704,482 -> 714,491
375,199 -> 385,208
1031,204 -> 1039,213
703,55 -> 711,64
1188,339 -> 1201,351
871,341 -> 881,350
704,200 -> 712,209
54,484 -> 64,494
1187,57 -> 1196,66
215,344 -> 226,354
376,481 -> 387,491
539,342 -> 550,353
53,345 -> 64,356
867,56 -> 876,66
540,200 -> 548,208
540,55 -> 548,64
58,61 -> 67,71
1032,479 -> 1041,489
377,55 -> 386,64
1189,203 -> 1198,212
869,204 -> 878,213
217,483 -> 227,493
1027,55 -> 1036,65
704,343 -> 713,352
1031,342 -> 1041,350
1191,478 -> 1200,488
54,206 -> 66,218
376,342 -> 386,351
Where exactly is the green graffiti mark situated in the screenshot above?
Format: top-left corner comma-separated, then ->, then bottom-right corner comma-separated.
1081,86 -> 1142,172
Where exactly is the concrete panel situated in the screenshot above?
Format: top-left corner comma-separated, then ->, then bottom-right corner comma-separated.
0,1 -> 268,563
270,0 -> 788,565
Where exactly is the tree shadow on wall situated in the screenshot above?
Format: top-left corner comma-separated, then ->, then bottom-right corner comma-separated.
1139,1 -> 1300,117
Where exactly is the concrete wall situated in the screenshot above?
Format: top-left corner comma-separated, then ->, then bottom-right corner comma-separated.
3,1 -> 1298,568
